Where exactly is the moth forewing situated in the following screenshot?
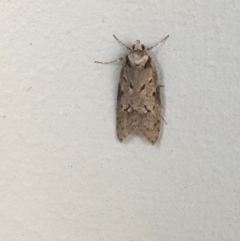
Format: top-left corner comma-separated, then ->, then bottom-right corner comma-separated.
95,35 -> 169,144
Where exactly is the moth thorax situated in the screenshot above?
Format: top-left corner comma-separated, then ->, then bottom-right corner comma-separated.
128,50 -> 149,68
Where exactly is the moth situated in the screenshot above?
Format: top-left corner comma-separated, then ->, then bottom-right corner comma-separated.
95,35 -> 169,144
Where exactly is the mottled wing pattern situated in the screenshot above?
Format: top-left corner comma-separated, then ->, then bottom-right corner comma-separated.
116,58 -> 134,142
140,59 -> 161,144
116,57 -> 161,144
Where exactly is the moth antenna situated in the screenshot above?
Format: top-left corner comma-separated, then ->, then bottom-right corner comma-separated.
113,35 -> 131,50
147,35 -> 169,51
95,57 -> 123,65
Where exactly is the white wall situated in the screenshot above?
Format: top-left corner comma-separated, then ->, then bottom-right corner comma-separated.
0,1 -> 240,240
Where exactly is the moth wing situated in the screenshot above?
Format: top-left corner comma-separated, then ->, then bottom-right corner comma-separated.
116,59 -> 140,141
116,78 -> 131,142
116,91 -> 128,142
116,56 -> 162,144
141,60 -> 161,144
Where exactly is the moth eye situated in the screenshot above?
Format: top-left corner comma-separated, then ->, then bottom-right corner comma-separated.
132,45 -> 135,49
142,45 -> 145,50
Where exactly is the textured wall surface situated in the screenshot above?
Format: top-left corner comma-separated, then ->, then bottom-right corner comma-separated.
1,1 -> 240,240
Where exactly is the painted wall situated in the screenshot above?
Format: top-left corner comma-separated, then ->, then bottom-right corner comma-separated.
1,1 -> 239,240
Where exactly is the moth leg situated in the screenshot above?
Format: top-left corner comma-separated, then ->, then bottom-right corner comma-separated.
161,113 -> 168,124
113,35 -> 131,50
95,57 -> 123,64
147,35 -> 169,51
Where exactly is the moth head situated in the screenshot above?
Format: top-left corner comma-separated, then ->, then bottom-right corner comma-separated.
128,40 -> 149,68
132,40 -> 145,50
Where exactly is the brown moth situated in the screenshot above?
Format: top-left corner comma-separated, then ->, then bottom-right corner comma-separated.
95,35 -> 169,144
